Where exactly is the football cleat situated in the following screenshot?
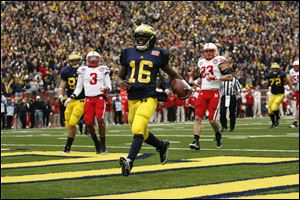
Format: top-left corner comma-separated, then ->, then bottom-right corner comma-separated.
61,147 -> 70,155
215,132 -> 223,149
100,145 -> 108,154
119,156 -> 133,177
156,140 -> 169,165
189,140 -> 200,150
289,121 -> 298,128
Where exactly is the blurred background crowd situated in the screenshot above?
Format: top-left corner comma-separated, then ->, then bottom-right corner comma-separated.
1,1 -> 299,129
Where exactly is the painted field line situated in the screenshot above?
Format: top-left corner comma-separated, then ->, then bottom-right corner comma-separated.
1,156 -> 297,184
1,144 -> 299,153
72,174 -> 299,199
1,143 -> 299,153
227,192 -> 299,199
1,151 -> 125,169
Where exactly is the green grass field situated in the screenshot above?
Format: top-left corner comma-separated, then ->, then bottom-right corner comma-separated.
1,117 -> 299,199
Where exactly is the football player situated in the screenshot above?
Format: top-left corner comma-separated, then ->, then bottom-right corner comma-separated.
262,62 -> 295,128
59,51 -> 85,154
289,59 -> 299,128
65,51 -> 112,154
189,43 -> 233,151
118,24 -> 192,176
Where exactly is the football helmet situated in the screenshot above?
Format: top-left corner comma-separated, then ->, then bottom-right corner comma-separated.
203,43 -> 219,60
86,51 -> 100,68
271,62 -> 280,69
68,51 -> 82,68
292,59 -> 299,71
133,24 -> 156,51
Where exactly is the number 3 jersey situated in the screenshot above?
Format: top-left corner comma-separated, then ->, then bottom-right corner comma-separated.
120,47 -> 170,100
60,66 -> 85,99
263,71 -> 287,94
197,56 -> 227,90
73,65 -> 112,97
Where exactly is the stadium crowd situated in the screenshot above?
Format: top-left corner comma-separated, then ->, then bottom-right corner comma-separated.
1,1 -> 299,129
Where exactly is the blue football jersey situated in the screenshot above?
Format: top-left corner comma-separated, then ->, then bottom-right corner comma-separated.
263,71 -> 286,94
60,66 -> 85,99
120,47 -> 170,100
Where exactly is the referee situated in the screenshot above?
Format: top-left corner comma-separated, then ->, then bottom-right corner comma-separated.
220,76 -> 242,132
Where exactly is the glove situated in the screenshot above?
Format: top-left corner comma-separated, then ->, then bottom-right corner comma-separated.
64,97 -> 73,107
58,95 -> 67,104
206,75 -> 220,82
101,86 -> 110,93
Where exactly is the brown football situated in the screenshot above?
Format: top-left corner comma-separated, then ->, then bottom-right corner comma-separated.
171,79 -> 191,99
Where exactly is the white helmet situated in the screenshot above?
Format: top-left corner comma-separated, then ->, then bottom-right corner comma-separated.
292,59 -> 299,66
203,43 -> 218,54
86,51 -> 100,68
203,43 -> 219,60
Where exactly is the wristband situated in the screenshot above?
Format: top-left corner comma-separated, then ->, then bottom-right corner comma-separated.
70,94 -> 76,99
216,76 -> 220,80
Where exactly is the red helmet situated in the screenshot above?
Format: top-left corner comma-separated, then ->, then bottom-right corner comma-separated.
86,51 -> 100,68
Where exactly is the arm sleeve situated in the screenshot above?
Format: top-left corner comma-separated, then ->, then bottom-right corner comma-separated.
72,73 -> 84,97
160,49 -> 170,69
104,69 -> 112,91
120,49 -> 127,66
60,67 -> 68,81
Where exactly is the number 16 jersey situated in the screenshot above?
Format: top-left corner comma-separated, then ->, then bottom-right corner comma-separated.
120,47 -> 170,100
197,56 -> 227,90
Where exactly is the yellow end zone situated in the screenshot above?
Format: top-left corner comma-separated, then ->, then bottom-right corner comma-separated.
1,151 -> 298,184
1,151 -> 127,169
230,192 -> 299,199
75,174 -> 299,199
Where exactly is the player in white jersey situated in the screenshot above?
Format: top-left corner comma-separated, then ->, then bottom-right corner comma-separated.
65,51 -> 112,153
289,59 -> 299,128
189,43 -> 233,150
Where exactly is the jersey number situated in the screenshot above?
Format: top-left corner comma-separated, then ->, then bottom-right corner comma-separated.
129,60 -> 153,83
200,66 -> 214,78
90,73 -> 97,85
270,78 -> 281,86
68,77 -> 76,90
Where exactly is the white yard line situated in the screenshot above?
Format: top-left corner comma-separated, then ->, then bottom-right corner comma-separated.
1,143 -> 298,153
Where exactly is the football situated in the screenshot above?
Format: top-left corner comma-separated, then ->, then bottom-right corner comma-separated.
171,79 -> 191,99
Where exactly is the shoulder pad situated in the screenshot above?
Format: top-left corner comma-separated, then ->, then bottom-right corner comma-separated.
77,66 -> 87,74
100,66 -> 110,75
215,56 -> 228,65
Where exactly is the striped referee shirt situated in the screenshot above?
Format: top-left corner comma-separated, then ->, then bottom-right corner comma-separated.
221,77 -> 242,96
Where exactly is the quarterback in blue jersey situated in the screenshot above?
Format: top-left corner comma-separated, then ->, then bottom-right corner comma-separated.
262,62 -> 294,128
59,51 -> 89,154
118,24 -> 192,176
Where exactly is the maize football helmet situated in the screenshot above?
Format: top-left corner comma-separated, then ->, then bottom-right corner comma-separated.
133,24 -> 156,51
68,51 -> 82,68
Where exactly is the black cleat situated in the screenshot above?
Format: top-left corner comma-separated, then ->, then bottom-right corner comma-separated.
100,145 -> 108,154
189,140 -> 200,150
221,127 -> 227,132
156,140 -> 169,164
119,156 -> 133,176
61,147 -> 70,155
289,121 -> 298,128
274,121 -> 279,128
215,132 -> 223,149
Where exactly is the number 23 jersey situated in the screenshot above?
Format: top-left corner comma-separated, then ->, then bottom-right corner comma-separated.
197,56 -> 227,90
120,47 -> 170,100
60,66 -> 85,99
